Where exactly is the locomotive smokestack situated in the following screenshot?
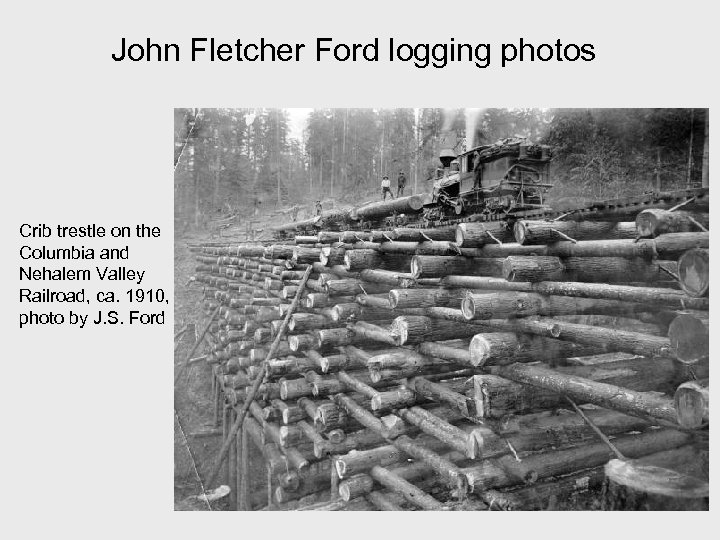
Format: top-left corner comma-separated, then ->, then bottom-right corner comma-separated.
438,131 -> 458,167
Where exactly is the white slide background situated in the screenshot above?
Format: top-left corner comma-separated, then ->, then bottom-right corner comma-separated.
1,0 -> 717,537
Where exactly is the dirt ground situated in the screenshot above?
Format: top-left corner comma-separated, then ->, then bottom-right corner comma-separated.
173,223 -> 274,511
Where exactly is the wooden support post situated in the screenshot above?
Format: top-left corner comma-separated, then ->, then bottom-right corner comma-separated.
228,408 -> 237,509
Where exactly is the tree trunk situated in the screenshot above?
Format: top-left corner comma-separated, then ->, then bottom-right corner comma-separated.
288,313 -> 335,332
389,288 -> 467,309
636,210 -> 709,238
338,474 -> 375,502
440,275 -> 708,310
455,222 -> 515,247
324,279 -> 392,296
483,467 -> 605,510
406,376 -> 476,417
390,227 -> 456,242
462,291 -> 644,320
390,315 -> 486,346
417,340 -> 472,365
495,363 -> 677,423
514,220 -> 637,245
350,195 -> 427,221
462,429 -> 689,492
472,356 -> 699,418
503,256 -> 677,284
369,465 -> 444,510
411,255 -> 504,279
469,332 -> 599,367
344,250 -> 411,272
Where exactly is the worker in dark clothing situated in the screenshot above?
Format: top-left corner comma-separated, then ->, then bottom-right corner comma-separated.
315,200 -> 323,216
473,151 -> 483,190
381,175 -> 394,201
397,170 -> 407,197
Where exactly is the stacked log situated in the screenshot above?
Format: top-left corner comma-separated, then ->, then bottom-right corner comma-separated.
187,191 -> 708,511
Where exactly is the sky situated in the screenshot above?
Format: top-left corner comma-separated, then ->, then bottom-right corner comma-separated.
286,108 -> 313,141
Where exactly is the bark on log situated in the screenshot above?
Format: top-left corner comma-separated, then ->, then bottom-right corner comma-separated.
483,467 -> 605,510
339,230 -> 386,243
338,474 -> 375,502
455,222 -> 515,247
417,340 -> 473,365
502,256 -> 677,284
514,220 -> 637,245
677,248 -> 709,297
463,428 -> 690,492
365,349 -> 455,374
390,227 -> 456,242
473,356 -> 705,418
304,293 -> 352,308
674,380 -> 709,428
324,279 -> 392,296
287,333 -> 318,352
350,195 -> 427,221
476,408 -> 650,460
358,269 -> 414,286
369,465 -> 444,510
317,231 -> 342,243
495,362 -> 677,423
356,293 -> 393,310
264,245 -> 296,260
288,313 -> 336,332
668,312 -> 708,364
294,235 -> 319,244
316,328 -> 353,349
398,406 -> 479,459
407,376 -> 476,417
440,276 -> 708,310
602,458 -> 708,510
334,393 -> 386,433
292,247 -> 322,265
462,291 -> 644,321
391,315 -> 489,346
319,246 -> 346,267
636,209 -> 709,238
370,387 -> 417,411
344,250 -> 411,272
392,434 -> 467,493
469,332 -> 599,367
464,234 -> 705,260
388,288 -> 467,309
347,321 -> 397,346
411,255 -> 504,279
366,490 -> 405,511
330,303 -> 389,323
280,378 -> 314,400
479,317 -> 672,358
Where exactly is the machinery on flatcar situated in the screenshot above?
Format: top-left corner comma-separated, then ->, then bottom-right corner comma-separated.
423,137 -> 553,222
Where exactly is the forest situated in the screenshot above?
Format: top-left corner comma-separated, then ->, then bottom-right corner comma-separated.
173,108 -> 708,231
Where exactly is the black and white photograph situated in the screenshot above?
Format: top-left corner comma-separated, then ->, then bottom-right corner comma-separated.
173,108 -> 709,511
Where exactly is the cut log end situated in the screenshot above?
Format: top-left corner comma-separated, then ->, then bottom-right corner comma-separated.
513,221 -> 528,245
674,381 -> 709,429
410,257 -> 422,280
460,297 -> 475,320
678,248 -> 709,297
668,313 -> 708,365
604,459 -> 709,503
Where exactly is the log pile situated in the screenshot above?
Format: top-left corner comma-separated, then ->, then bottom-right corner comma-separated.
187,195 -> 709,511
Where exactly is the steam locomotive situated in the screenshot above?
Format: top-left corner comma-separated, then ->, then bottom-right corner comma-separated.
421,137 -> 553,223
